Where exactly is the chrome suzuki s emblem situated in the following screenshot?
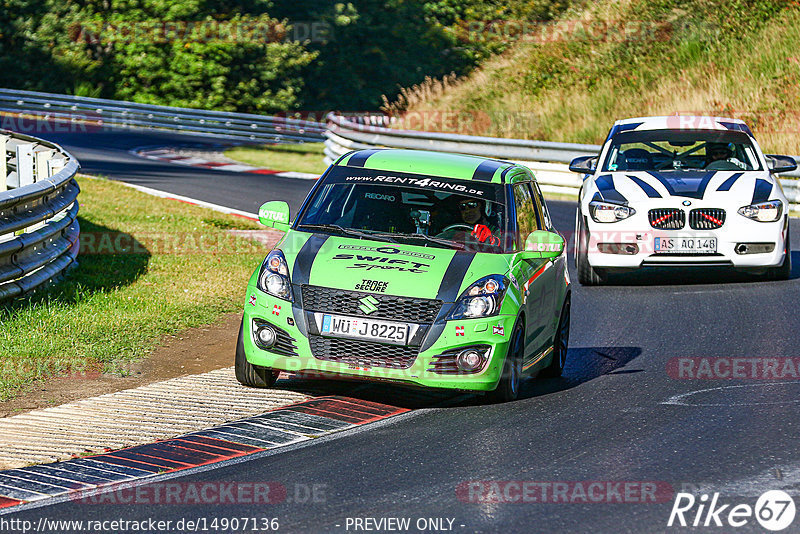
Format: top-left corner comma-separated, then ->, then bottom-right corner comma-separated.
682,200 -> 692,206
358,295 -> 379,315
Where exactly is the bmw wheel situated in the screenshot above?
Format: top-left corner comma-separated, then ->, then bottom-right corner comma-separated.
576,212 -> 605,285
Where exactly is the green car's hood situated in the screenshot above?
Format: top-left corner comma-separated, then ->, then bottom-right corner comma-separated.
280,231 -> 513,301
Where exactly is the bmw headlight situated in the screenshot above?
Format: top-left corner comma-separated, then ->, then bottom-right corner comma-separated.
589,200 -> 636,223
448,275 -> 508,320
738,200 -> 783,222
257,250 -> 293,301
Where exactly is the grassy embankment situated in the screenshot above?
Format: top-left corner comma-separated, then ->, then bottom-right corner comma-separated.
225,143 -> 328,175
0,176 -> 268,400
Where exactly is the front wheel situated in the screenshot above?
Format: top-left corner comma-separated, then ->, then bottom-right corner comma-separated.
487,321 -> 524,403
235,319 -> 280,388
541,297 -> 570,377
576,212 -> 605,285
766,225 -> 791,281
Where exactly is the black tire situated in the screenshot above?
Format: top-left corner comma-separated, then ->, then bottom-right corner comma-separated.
576,212 -> 605,285
487,320 -> 524,403
766,224 -> 791,281
235,320 -> 279,388
541,296 -> 570,378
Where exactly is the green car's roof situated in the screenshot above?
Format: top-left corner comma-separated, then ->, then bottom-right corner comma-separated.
334,149 -> 533,184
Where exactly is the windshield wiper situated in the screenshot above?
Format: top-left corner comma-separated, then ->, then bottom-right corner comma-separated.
370,232 -> 465,250
296,223 -> 397,242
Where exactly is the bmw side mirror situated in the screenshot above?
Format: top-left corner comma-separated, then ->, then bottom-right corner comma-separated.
766,155 -> 798,174
258,201 -> 291,231
523,230 -> 565,259
569,156 -> 597,174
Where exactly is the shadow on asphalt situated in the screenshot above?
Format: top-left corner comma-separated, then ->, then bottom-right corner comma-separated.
272,345 -> 643,410
594,250 -> 800,286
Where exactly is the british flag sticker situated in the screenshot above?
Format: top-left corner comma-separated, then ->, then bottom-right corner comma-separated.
272,305 -> 281,316
455,326 -> 465,336
248,295 -> 257,307
492,325 -> 504,336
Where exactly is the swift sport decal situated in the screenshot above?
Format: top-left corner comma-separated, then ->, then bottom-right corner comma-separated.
332,254 -> 431,273
337,244 -> 435,260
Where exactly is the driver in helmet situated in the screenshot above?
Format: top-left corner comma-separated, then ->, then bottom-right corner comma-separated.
704,142 -> 747,170
438,198 -> 500,246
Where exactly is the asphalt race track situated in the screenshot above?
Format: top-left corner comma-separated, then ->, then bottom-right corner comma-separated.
8,127 -> 800,532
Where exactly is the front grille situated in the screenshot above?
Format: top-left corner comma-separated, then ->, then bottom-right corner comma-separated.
301,285 -> 442,323
689,208 -> 726,230
649,208 -> 685,230
309,336 -> 418,369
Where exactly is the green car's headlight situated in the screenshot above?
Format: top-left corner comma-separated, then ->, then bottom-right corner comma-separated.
448,275 -> 508,320
258,250 -> 293,301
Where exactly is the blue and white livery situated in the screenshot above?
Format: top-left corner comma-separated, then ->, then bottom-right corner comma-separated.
570,116 -> 796,284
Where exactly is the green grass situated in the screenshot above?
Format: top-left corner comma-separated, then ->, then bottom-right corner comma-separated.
393,0 -> 800,155
225,142 -> 328,175
0,175 -> 270,401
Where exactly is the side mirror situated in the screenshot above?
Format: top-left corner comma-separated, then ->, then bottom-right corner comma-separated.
258,201 -> 291,231
522,230 -> 565,259
766,155 -> 798,174
569,155 -> 597,174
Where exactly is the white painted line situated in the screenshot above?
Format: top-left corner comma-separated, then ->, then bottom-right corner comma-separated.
112,181 -> 259,220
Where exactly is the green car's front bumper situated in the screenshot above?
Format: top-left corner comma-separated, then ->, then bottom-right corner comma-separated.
243,288 -> 519,392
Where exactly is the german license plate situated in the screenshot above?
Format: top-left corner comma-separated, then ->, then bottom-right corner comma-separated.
321,314 -> 408,345
654,236 -> 717,253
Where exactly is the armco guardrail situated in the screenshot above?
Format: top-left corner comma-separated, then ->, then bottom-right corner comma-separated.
0,129 -> 80,301
0,89 -> 326,144
325,113 -> 800,207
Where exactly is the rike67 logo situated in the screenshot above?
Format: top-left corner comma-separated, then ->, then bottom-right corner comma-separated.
668,490 -> 796,531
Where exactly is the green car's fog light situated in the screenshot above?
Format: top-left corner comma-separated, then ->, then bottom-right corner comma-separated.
456,349 -> 486,372
255,324 -> 277,348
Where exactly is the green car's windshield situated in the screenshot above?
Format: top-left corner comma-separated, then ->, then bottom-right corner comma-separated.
296,175 -> 510,253
602,130 -> 763,172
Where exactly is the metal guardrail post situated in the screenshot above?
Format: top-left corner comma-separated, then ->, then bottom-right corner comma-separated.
0,135 -> 6,192
14,143 -> 35,188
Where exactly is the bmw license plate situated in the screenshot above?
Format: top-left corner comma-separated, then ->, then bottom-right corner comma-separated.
654,236 -> 717,254
321,314 -> 408,345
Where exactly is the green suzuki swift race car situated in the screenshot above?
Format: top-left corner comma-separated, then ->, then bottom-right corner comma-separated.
237,149 -> 571,402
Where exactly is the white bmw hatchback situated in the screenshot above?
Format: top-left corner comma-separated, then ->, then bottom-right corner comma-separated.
571,116 -> 796,284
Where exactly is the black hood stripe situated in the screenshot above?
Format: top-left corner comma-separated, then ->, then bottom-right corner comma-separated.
346,149 -> 384,168
644,170 -> 716,200
290,234 -> 329,338
752,179 -> 773,204
627,175 -> 661,198
716,172 -> 743,192
595,174 -> 627,204
420,251 -> 475,352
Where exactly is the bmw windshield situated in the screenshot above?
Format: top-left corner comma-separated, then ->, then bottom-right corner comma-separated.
602,130 -> 763,172
295,167 -> 512,253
